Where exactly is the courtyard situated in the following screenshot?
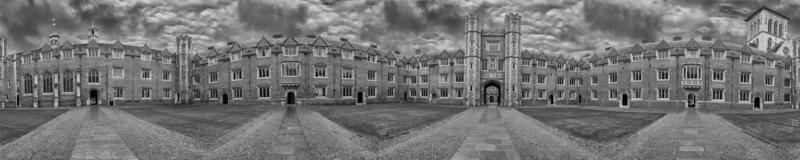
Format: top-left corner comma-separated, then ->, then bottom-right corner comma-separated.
0,108 -> 68,145
719,111 -> 800,149
119,104 -> 278,141
516,107 -> 666,142
302,103 -> 467,138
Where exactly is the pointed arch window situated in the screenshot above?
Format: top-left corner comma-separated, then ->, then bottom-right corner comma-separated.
63,71 -> 74,93
23,74 -> 33,94
43,72 -> 53,93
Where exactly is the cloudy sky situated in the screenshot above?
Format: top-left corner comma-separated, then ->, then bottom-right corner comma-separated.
1,0 -> 799,57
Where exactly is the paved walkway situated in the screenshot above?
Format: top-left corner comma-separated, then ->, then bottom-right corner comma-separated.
70,106 -> 138,160
676,108 -> 707,160
451,106 -> 520,160
266,107 -> 312,160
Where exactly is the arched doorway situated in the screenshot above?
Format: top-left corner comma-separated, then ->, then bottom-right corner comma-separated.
222,94 -> 229,105
549,95 -> 554,105
754,97 -> 761,110
357,92 -> 364,104
687,94 -> 696,108
286,92 -> 296,105
621,94 -> 629,107
89,89 -> 99,105
483,81 -> 501,105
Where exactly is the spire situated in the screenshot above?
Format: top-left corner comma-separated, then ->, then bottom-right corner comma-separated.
88,19 -> 99,42
48,17 -> 60,47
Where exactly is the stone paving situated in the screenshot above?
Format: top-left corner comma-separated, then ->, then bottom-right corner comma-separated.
451,106 -> 520,160
676,108 -> 707,160
266,107 -> 313,160
70,106 -> 138,160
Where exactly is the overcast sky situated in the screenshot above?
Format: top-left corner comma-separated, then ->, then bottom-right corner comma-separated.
1,0 -> 799,57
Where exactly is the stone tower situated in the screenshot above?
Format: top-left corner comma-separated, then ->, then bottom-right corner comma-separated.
176,34 -> 192,104
88,20 -> 99,42
745,7 -> 789,52
503,13 -> 522,107
464,14 -> 482,107
0,36 -> 5,108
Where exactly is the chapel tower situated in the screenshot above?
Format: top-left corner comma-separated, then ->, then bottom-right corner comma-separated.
464,14 -> 482,106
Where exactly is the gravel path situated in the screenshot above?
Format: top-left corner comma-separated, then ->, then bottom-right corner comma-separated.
0,108 -> 85,160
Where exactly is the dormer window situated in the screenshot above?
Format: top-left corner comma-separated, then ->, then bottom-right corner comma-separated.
141,54 -> 151,61
343,50 -> 354,59
686,49 -> 699,58
208,57 -> 217,65
313,47 -> 326,57
258,48 -> 270,58
89,49 -> 99,57
284,47 -> 297,56
112,49 -> 124,58
231,51 -> 241,61
740,54 -> 751,63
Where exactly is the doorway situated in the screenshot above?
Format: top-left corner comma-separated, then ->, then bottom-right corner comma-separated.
687,94 -> 696,108
286,92 -> 296,105
357,92 -> 364,104
89,89 -> 99,105
754,97 -> 761,110
621,94 -> 629,107
578,95 -> 582,104
549,95 -> 554,105
483,81 -> 501,105
222,94 -> 229,105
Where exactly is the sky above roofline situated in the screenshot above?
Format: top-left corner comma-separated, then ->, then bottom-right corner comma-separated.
1,0 -> 799,58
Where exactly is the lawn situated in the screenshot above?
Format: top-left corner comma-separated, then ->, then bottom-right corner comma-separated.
517,108 -> 665,142
120,105 -> 276,141
0,109 -> 68,145
719,111 -> 800,148
302,103 -> 466,137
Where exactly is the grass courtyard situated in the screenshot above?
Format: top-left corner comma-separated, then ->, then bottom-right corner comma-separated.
302,103 -> 466,137
517,108 -> 665,142
719,111 -> 800,148
0,109 -> 68,145
120,105 -> 276,141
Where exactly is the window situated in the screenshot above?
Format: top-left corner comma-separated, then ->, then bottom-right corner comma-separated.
557,77 -> 564,85
162,71 -> 171,81
232,88 -> 243,99
537,60 -> 547,68
537,75 -> 546,84
141,69 -> 151,79
657,69 -> 669,81
785,93 -> 791,102
387,73 -> 395,82
112,50 -> 124,58
740,72 -> 751,84
739,90 -> 750,102
686,49 -> 699,58
208,58 -> 217,65
163,88 -> 172,98
609,89 -> 618,99
141,88 -> 151,99
765,91 -> 773,102
591,76 -> 599,85
368,71 -> 376,81
632,71 -> 642,82
88,69 -> 100,83
439,88 -> 449,98
282,63 -> 300,77
631,52 -> 643,62
537,89 -> 546,99
712,70 -> 724,82
368,87 -> 376,97
342,69 -> 353,79
258,66 -> 270,79
314,87 -> 326,97
632,88 -> 642,99
284,47 -> 297,57
486,42 -> 500,51
63,50 -> 73,59
113,67 -> 124,78
456,88 -> 464,98
522,74 -> 531,83
42,52 -> 51,61
209,72 -> 218,83
591,90 -> 598,99
194,90 -> 202,100
765,75 -> 774,86
657,88 -> 669,100
420,75 -> 428,83
23,74 -> 33,94
89,49 -> 99,57
259,87 -> 271,98
683,66 -> 701,80
440,74 -> 449,83
231,69 -> 243,81
455,73 -> 464,82
141,54 -> 151,61
314,66 -> 327,78
712,89 -> 724,101
342,87 -> 353,97
113,88 -> 123,99
522,59 -> 531,66
162,57 -> 171,64
785,78 -> 792,87
456,58 -> 464,65
42,72 -> 52,93
343,50 -> 354,59
608,57 -> 618,65
609,73 -> 618,83
258,48 -> 270,57
387,87 -> 395,97
740,54 -> 751,63
713,50 -> 726,59
766,60 -> 774,68
210,89 -> 219,99
313,47 -> 326,57
657,50 -> 669,59
62,71 -> 74,92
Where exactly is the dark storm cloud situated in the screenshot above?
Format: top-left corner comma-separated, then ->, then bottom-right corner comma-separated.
383,0 -> 426,32
415,1 -> 465,35
0,0 -> 82,51
672,0 -> 800,35
583,0 -> 661,42
237,0 -> 308,36
68,0 -> 127,35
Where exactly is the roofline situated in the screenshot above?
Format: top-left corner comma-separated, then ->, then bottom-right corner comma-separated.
744,7 -> 790,22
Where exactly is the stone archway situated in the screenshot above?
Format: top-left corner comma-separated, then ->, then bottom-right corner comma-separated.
483,81 -> 501,105
286,92 -> 296,105
687,93 -> 696,108
754,97 -> 761,110
89,89 -> 99,105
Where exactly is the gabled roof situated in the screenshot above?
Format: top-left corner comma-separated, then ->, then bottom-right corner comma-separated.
282,36 -> 300,46
340,41 -> 355,50
684,38 -> 701,48
630,43 -> 644,53
711,39 -> 727,50
439,50 -> 450,59
366,47 -> 378,55
227,41 -> 243,52
521,50 -> 533,59
607,48 -> 619,57
745,7 -> 790,21
61,41 -> 73,49
738,44 -> 753,54
87,40 -> 100,48
113,40 -> 124,49
141,44 -> 151,52
255,37 -> 271,48
311,37 -> 328,47
40,43 -> 51,51
655,39 -> 671,50
454,49 -> 465,58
